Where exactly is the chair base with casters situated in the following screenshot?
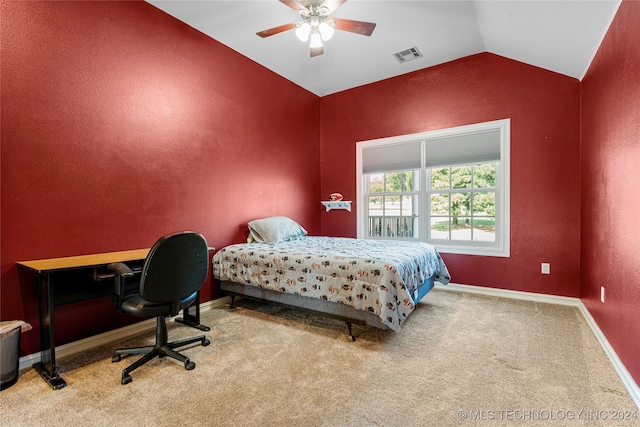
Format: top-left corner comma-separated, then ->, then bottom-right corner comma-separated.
108,232 -> 211,385
112,315 -> 211,385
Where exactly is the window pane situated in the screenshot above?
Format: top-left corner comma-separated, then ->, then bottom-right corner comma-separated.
430,217 -> 450,240
368,196 -> 383,216
472,192 -> 495,216
385,172 -> 404,192
368,216 -> 384,237
452,166 -> 472,189
452,216 -> 472,240
384,217 -> 405,237
400,195 -> 415,216
473,163 -> 496,188
369,174 -> 384,193
384,195 -> 401,216
407,216 -> 418,238
431,167 -> 450,190
400,171 -> 417,191
451,192 -> 469,217
397,216 -> 415,238
430,194 -> 449,215
473,217 -> 495,242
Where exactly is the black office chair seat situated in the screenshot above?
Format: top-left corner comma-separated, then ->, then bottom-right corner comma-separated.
119,292 -> 198,318
109,232 -> 211,385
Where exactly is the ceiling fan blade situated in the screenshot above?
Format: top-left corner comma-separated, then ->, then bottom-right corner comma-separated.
333,17 -> 376,36
279,0 -> 309,13
319,0 -> 347,14
310,46 -> 324,57
256,22 -> 297,38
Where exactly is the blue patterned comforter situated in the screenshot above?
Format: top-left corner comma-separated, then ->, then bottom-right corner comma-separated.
212,237 -> 450,331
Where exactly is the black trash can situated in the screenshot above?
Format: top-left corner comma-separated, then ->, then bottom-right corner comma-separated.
0,321 -> 30,390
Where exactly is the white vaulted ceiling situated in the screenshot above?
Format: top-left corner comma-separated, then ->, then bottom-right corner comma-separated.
147,0 -> 621,96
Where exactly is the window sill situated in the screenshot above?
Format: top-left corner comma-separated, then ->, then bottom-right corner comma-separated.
434,244 -> 510,258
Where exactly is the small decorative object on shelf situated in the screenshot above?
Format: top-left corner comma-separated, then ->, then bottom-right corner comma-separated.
321,193 -> 351,212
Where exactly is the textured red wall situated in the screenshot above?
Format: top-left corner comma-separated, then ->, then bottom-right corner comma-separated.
580,0 -> 640,384
1,1 -> 320,353
319,53 -> 582,297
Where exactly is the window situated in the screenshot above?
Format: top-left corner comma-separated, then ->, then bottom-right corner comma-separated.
367,170 -> 419,238
356,119 -> 510,257
429,163 -> 496,242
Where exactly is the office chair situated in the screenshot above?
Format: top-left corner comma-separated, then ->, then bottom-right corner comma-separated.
108,232 -> 210,385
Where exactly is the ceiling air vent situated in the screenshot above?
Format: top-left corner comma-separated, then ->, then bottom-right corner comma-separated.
393,46 -> 423,64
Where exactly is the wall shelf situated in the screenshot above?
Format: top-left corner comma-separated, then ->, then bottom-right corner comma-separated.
321,201 -> 352,212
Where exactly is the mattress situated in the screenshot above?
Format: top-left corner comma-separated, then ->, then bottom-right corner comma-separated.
212,236 -> 450,332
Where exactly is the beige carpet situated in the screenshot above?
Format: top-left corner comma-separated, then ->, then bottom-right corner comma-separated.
1,288 -> 637,427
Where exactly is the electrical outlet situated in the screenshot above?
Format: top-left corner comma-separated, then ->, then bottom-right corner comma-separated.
601,286 -> 605,303
541,263 -> 550,274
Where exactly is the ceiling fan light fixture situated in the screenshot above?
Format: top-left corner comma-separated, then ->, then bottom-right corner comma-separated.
319,21 -> 334,41
309,31 -> 323,48
257,0 -> 377,57
295,22 -> 311,42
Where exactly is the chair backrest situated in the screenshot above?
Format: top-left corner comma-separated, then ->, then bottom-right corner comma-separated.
140,232 -> 209,304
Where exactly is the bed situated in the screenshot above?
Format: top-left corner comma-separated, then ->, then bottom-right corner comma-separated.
212,216 -> 450,340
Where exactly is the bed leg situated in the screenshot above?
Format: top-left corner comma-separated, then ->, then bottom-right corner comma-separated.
229,295 -> 236,310
346,322 -> 356,342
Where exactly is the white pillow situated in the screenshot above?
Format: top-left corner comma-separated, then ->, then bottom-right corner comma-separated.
247,216 -> 308,243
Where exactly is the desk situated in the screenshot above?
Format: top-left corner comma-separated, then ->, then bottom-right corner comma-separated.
17,247 -> 213,390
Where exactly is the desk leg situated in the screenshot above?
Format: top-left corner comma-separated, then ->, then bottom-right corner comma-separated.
175,291 -> 210,331
34,272 -> 66,390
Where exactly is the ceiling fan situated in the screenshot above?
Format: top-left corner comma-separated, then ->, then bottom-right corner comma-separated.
257,0 -> 377,57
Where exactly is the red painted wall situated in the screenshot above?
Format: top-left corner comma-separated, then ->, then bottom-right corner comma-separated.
1,1 -> 320,353
319,53 -> 582,297
581,0 -> 640,384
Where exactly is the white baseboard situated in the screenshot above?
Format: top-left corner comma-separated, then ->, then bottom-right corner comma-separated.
436,283 -> 640,410
435,282 -> 582,306
18,297 -> 231,373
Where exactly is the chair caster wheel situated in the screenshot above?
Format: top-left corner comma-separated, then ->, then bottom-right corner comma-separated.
112,355 -> 121,363
121,375 -> 132,385
202,338 -> 211,346
185,360 -> 195,370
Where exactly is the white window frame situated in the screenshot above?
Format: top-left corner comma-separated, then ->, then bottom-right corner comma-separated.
356,119 -> 510,257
